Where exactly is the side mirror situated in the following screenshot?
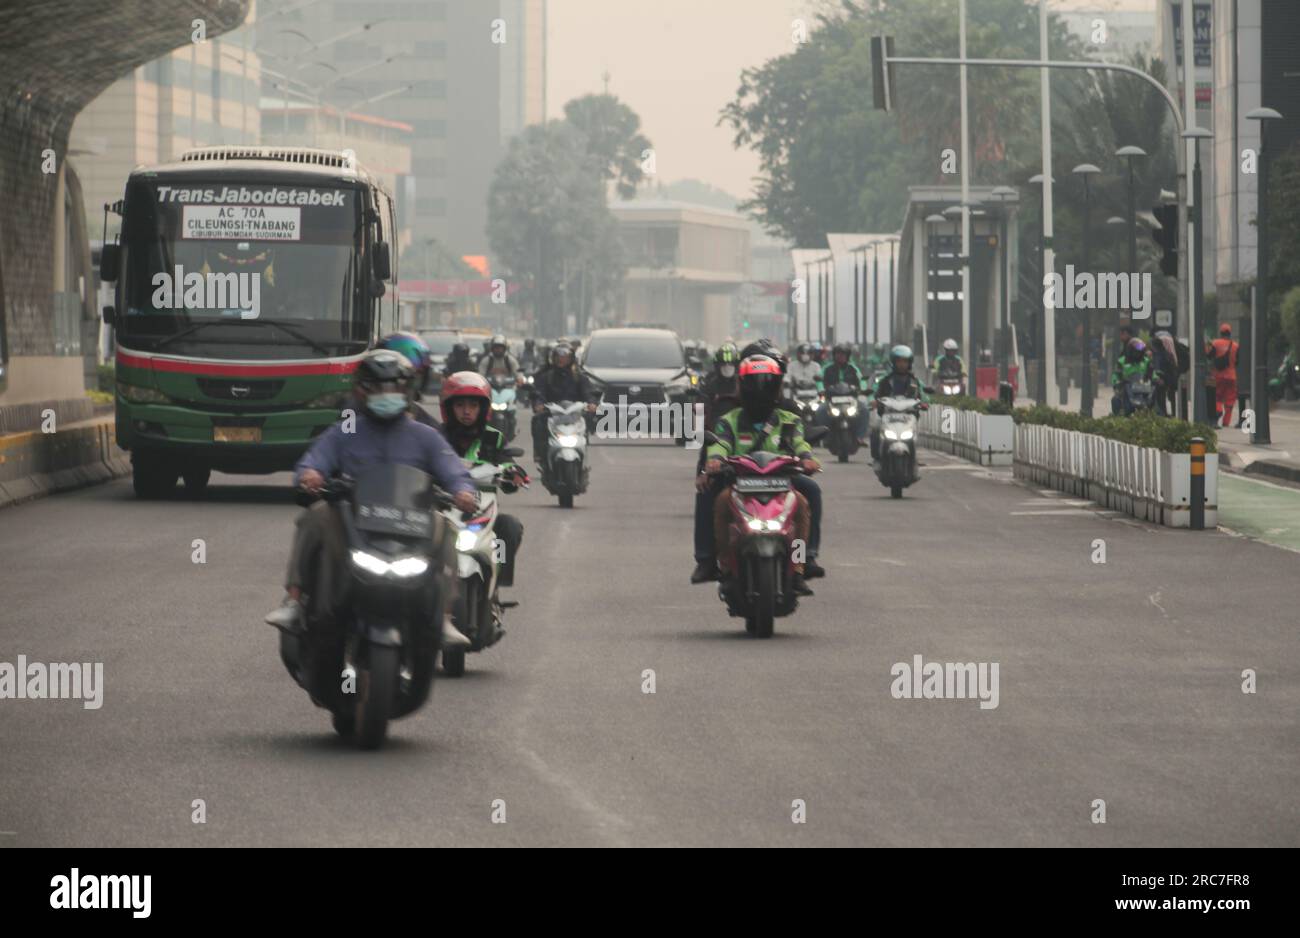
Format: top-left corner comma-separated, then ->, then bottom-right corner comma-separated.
100,243 -> 120,282
502,447 -> 524,458
372,241 -> 392,281
703,430 -> 719,446
101,305 -> 116,326
923,385 -> 936,395
805,426 -> 829,443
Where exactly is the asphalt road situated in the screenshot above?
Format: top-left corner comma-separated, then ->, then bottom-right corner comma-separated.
1,429 -> 1296,846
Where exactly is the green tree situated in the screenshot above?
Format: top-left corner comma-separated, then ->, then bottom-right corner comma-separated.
563,93 -> 653,200
487,121 -> 625,336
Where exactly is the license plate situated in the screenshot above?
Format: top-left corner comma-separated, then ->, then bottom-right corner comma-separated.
213,426 -> 261,443
734,476 -> 791,493
831,397 -> 855,406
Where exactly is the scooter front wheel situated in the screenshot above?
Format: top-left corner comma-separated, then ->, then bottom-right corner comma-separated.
748,557 -> 777,639
354,644 -> 400,750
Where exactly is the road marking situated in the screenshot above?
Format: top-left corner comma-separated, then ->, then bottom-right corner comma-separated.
1017,499 -> 1092,507
1149,592 -> 1169,618
1009,509 -> 1094,516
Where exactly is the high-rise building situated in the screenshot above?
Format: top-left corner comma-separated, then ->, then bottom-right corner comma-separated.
254,0 -> 547,259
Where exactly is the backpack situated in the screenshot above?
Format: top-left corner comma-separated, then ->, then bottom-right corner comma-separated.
1175,338 -> 1190,375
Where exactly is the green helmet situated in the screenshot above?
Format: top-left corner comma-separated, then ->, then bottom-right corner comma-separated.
714,342 -> 739,365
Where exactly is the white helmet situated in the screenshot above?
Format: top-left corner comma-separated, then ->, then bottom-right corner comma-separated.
942,339 -> 958,353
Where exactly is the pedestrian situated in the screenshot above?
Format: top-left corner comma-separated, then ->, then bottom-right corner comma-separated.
1149,330 -> 1179,417
1207,323 -> 1240,428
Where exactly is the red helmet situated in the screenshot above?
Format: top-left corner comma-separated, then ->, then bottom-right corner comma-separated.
1219,323 -> 1232,336
440,370 -> 491,427
739,354 -> 781,378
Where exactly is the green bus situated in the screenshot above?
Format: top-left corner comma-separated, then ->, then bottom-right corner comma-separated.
100,147 -> 400,497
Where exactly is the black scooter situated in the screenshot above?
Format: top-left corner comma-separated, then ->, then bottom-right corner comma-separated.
278,464 -> 456,750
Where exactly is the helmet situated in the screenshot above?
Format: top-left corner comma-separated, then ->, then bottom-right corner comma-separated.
740,338 -> 786,373
714,342 -> 739,365
439,370 -> 492,429
1125,338 -> 1147,363
796,343 -> 811,358
738,354 -> 783,422
889,345 -> 914,370
524,338 -> 536,349
1219,323 -> 1232,337
450,342 -> 470,358
943,338 -> 958,353
833,342 -> 851,358
354,349 -> 414,421
551,342 -> 574,366
378,332 -> 431,394
490,333 -> 508,351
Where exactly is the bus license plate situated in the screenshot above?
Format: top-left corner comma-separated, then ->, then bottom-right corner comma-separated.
214,426 -> 261,443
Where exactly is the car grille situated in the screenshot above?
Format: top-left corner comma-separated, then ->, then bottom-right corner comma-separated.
603,384 -> 666,407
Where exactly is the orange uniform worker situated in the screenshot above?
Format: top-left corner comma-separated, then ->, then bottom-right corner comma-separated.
1207,323 -> 1240,427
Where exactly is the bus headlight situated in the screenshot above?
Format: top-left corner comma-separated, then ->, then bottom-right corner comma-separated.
118,382 -> 169,404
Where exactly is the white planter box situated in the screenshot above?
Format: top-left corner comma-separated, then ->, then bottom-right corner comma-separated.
918,405 -> 1014,466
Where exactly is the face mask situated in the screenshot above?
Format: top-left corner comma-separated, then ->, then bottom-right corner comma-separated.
719,364 -> 736,378
366,393 -> 407,418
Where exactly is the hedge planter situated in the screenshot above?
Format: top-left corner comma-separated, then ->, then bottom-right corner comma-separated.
1013,423 -> 1217,528
918,405 -> 1014,466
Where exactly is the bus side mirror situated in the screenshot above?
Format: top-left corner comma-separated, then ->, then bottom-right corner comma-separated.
372,241 -> 392,282
100,243 -> 120,282
101,306 -> 116,326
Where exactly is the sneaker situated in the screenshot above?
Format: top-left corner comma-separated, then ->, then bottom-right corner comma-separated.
804,558 -> 826,579
792,575 -> 814,596
690,560 -> 719,584
264,596 -> 305,634
442,619 -> 472,648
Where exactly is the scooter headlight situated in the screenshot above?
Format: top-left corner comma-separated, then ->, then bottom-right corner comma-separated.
844,405 -> 858,416
389,556 -> 429,578
455,529 -> 479,552
747,518 -> 764,531
829,407 -> 842,417
350,550 -> 390,575
556,434 -> 580,448
898,428 -> 914,441
884,428 -> 900,440
492,402 -> 509,411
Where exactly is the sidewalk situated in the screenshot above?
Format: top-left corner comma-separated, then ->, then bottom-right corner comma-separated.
0,410 -> 128,509
1216,401 -> 1300,484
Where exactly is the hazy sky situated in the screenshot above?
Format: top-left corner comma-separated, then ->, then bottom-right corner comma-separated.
547,0 -> 817,202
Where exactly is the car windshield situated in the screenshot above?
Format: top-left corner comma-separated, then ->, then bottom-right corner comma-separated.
116,177 -> 369,358
422,333 -> 460,355
584,334 -> 683,370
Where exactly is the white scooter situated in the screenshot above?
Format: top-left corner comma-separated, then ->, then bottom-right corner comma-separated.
541,401 -> 589,508
874,395 -> 925,498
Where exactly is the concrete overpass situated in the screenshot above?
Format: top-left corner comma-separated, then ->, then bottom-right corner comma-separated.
0,0 -> 248,432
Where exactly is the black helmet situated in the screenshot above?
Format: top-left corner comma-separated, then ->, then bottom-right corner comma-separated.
550,342 -> 574,366
524,338 -> 536,349
714,342 -> 739,366
740,338 -> 786,374
738,354 -> 783,423
354,349 -> 414,421
451,342 -> 470,358
833,342 -> 852,358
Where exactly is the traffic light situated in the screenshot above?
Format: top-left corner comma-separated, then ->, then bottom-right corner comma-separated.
1151,203 -> 1179,277
871,36 -> 896,111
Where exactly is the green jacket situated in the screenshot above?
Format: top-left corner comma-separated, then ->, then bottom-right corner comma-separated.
458,425 -> 524,491
818,361 -> 867,392
1110,357 -> 1151,387
706,407 -> 812,462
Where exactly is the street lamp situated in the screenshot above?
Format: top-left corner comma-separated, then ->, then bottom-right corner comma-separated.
1072,162 -> 1101,416
1247,106 -> 1283,444
1115,145 -> 1147,279
1180,126 -> 1214,423
1027,174 -> 1055,404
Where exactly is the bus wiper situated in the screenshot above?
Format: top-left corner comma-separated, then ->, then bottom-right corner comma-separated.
236,319 -> 335,356
150,321 -> 223,351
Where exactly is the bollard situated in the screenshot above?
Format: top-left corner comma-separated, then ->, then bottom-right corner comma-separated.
1189,437 -> 1206,530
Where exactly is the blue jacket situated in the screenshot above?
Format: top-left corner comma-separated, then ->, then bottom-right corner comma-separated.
294,411 -> 475,496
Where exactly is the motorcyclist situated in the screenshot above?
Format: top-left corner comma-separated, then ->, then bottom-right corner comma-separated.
440,371 -> 528,641
694,354 -> 818,595
728,338 -> 823,578
870,345 -> 928,461
530,342 -> 597,461
931,339 -> 966,390
377,331 -> 439,428
700,342 -> 742,433
816,342 -> 870,444
786,343 -> 821,390
1110,337 -> 1154,415
479,333 -> 524,384
264,350 -> 478,643
443,342 -> 476,377
519,338 -> 539,373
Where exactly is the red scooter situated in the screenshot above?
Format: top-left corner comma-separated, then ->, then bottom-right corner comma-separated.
713,449 -> 814,638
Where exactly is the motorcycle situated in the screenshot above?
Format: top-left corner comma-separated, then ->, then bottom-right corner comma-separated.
279,464 -> 454,749
1269,355 -> 1299,402
541,401 -> 589,508
440,455 -> 523,677
874,395 -> 924,498
707,430 -> 824,638
822,381 -> 862,463
488,375 -> 518,441
787,383 -> 820,429
1125,379 -> 1157,414
936,374 -> 966,397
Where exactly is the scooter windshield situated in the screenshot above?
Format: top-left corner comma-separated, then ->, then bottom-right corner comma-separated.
352,464 -> 436,538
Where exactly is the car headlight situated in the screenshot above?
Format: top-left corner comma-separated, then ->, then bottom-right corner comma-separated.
455,529 -> 478,552
555,434 -> 580,447
118,382 -> 169,404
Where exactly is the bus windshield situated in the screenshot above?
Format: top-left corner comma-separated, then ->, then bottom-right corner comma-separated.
116,176 -> 371,358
